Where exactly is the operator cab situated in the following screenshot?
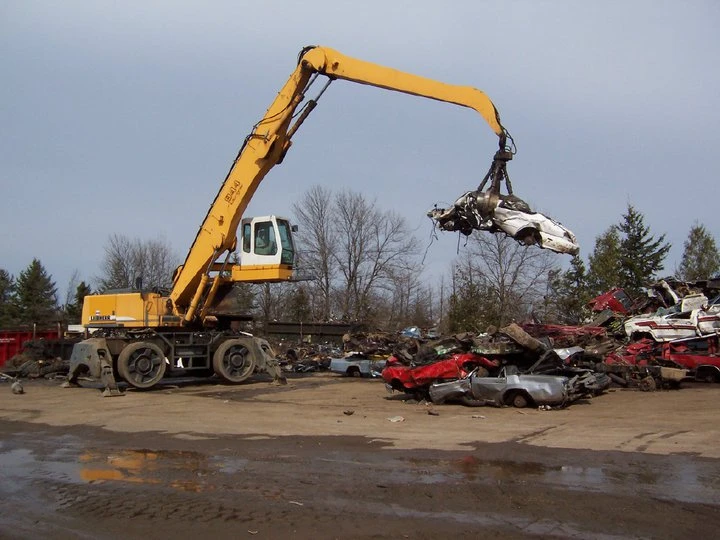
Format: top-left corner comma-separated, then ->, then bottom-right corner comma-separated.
240,216 -> 296,268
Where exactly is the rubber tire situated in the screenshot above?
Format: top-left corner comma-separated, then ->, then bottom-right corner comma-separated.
510,392 -> 530,408
460,395 -> 486,407
117,342 -> 167,389
213,339 -> 256,383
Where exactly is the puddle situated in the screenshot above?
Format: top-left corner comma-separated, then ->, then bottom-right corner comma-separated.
396,456 -> 720,505
324,498 -> 634,540
0,434 -> 718,506
0,444 -> 249,494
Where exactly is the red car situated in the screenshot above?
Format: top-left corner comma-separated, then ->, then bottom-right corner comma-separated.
382,353 -> 499,393
606,334 -> 720,383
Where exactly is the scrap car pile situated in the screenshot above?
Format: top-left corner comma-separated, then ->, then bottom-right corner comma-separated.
377,323 -> 610,409
597,277 -> 720,386
3,278 -> 718,412
313,277 -> 719,410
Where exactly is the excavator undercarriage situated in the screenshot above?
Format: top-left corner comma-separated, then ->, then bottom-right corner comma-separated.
65,329 -> 285,396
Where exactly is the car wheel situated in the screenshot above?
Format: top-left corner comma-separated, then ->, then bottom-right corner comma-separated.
638,376 -> 657,392
515,227 -> 540,246
508,391 -> 531,408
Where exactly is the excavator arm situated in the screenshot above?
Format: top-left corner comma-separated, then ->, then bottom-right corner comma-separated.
170,45 -> 511,321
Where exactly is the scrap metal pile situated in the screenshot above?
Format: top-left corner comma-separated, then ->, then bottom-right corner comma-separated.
3,278 -> 717,408
1,339 -> 71,379
378,323 -> 610,408
323,276 -> 720,409
593,277 -> 720,386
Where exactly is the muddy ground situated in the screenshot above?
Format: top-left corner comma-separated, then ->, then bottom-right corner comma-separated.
0,373 -> 719,539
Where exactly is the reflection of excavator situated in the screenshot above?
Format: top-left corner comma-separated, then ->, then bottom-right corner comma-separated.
66,45 -> 515,394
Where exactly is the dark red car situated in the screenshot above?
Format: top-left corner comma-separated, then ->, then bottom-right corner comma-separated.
382,353 -> 499,393
606,334 -> 720,383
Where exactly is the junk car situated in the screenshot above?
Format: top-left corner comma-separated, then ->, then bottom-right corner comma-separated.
428,192 -> 579,255
382,353 -> 498,394
624,294 -> 720,342
429,365 -> 575,408
329,355 -> 386,378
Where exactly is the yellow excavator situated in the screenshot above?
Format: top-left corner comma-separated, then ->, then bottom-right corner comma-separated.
66,45 -> 513,395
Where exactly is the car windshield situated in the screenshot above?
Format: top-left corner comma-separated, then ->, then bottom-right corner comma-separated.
656,304 -> 680,317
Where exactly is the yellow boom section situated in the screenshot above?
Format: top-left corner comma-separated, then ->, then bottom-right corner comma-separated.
170,46 -> 508,314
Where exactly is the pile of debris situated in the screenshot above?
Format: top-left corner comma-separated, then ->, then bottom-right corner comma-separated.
1,339 -> 69,380
586,277 -> 720,384
274,342 -> 343,373
377,322 -> 611,408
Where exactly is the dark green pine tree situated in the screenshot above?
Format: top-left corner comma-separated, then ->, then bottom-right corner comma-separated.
64,281 -> 93,324
617,205 -> 671,299
586,226 -> 622,296
0,269 -> 19,327
287,285 -> 312,321
550,254 -> 591,324
14,259 -> 59,327
678,223 -> 720,281
447,261 -> 491,333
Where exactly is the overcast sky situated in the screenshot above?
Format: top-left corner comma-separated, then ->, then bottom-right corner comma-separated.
2,0 -> 719,302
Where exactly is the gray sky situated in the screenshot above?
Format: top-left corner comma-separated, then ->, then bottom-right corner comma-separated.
2,0 -> 719,302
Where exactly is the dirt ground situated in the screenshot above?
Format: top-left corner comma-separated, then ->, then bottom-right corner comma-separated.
1,372 -> 719,539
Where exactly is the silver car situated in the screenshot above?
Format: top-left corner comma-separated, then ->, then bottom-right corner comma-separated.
429,366 -> 571,408
329,356 -> 386,378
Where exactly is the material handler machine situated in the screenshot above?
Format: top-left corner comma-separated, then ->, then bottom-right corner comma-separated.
67,45 -> 516,394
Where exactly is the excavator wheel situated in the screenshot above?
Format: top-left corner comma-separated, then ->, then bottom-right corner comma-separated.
213,339 -> 256,383
117,342 -> 167,390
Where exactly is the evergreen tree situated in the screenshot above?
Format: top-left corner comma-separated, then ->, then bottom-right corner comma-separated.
617,205 -> 670,299
64,281 -> 92,324
586,226 -> 622,296
0,269 -> 18,327
286,285 -> 312,322
14,259 -> 59,326
550,254 -> 591,324
447,258 -> 491,333
678,223 -> 720,281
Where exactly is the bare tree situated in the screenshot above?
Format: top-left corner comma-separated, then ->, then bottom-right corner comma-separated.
254,282 -> 297,332
96,234 -> 180,292
384,264 -> 433,330
334,190 -> 419,322
462,233 -> 560,328
292,185 -> 337,321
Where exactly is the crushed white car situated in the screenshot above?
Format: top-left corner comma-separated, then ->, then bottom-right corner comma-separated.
428,190 -> 579,255
624,294 -> 720,342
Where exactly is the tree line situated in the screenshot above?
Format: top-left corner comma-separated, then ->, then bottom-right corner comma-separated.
2,188 -> 718,332
0,261 -> 90,328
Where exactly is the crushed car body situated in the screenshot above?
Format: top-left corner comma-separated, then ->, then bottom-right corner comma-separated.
429,365 -> 577,408
624,294 -> 720,342
428,190 -> 579,255
382,353 -> 499,393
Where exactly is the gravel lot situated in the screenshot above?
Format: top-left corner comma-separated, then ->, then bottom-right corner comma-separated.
1,373 -> 719,539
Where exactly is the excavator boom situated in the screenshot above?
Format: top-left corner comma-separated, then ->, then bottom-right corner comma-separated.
170,45 -> 509,316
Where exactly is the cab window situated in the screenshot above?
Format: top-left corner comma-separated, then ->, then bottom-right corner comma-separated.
254,221 -> 277,256
242,223 -> 251,253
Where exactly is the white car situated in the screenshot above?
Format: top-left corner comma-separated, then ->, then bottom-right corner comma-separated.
624,294 -> 720,342
428,190 -> 579,255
